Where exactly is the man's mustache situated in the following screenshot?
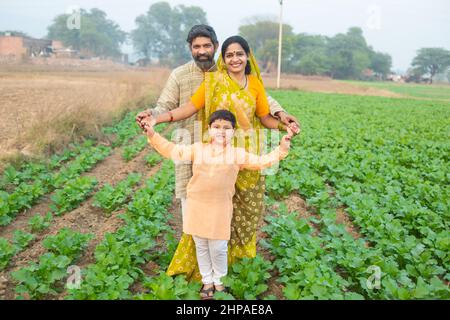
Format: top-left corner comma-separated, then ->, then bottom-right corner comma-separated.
195,54 -> 212,60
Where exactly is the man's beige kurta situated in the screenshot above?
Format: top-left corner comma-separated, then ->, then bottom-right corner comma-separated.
150,61 -> 285,199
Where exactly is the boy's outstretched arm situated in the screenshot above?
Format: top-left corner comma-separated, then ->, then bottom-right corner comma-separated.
239,127 -> 294,170
142,121 -> 193,162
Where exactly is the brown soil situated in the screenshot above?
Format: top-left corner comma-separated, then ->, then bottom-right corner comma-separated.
167,196 -> 183,240
336,208 -> 361,240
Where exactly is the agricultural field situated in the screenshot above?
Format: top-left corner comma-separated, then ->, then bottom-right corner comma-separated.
262,91 -> 449,299
342,80 -> 450,101
0,68 -> 169,168
0,81 -> 449,299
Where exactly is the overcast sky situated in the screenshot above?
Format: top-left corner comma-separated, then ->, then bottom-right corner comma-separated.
1,0 -> 449,71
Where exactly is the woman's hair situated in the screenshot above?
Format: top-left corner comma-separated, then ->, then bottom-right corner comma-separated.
208,110 -> 236,128
221,36 -> 252,75
186,25 -> 218,46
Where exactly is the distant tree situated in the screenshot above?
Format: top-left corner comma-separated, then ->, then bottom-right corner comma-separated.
237,20 -> 393,80
411,48 -> 450,84
0,30 -> 30,37
326,27 -> 372,79
131,1 -> 208,66
238,19 -> 294,73
369,49 -> 392,79
288,33 -> 330,75
47,8 -> 126,57
238,19 -> 293,53
295,51 -> 331,76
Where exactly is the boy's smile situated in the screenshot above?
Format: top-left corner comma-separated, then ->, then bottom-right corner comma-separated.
209,119 -> 234,146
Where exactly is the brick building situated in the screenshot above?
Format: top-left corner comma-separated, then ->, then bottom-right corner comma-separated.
0,35 -> 73,59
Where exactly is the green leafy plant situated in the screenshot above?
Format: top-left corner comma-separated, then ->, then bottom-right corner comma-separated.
221,255 -> 272,300
122,136 -> 147,161
42,228 -> 93,260
12,253 -> 72,299
0,237 -> 16,270
92,173 -> 141,214
28,212 -> 53,233
50,176 -> 98,215
12,230 -> 35,251
144,152 -> 162,167
134,272 -> 201,300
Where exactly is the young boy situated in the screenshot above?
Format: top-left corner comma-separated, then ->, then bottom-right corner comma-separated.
142,110 -> 294,299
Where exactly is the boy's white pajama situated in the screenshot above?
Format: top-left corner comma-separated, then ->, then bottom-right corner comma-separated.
192,236 -> 228,285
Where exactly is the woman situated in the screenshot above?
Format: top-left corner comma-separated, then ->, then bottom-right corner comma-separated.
144,35 -> 299,294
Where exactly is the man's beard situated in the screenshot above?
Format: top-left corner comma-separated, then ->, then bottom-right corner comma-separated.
193,53 -> 215,71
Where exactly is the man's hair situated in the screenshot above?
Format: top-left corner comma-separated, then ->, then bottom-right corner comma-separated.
186,25 -> 218,45
221,35 -> 252,75
208,110 -> 236,128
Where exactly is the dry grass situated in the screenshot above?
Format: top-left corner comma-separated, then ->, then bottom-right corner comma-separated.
0,67 -> 170,169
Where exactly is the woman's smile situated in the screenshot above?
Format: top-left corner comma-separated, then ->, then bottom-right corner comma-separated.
224,43 -> 248,73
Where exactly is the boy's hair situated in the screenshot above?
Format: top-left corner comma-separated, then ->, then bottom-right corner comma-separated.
208,110 -> 236,128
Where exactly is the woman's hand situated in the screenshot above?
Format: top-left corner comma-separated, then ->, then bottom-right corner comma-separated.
276,112 -> 299,126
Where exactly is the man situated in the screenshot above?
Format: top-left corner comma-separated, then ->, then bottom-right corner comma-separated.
136,25 -> 299,219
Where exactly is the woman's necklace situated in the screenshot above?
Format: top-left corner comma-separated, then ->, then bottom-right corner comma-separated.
228,72 -> 247,90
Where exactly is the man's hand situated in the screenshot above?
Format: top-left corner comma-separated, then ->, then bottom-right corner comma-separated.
276,112 -> 301,133
136,109 -> 152,130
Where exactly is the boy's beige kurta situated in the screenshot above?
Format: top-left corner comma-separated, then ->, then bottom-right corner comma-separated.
148,133 -> 288,240
150,61 -> 285,199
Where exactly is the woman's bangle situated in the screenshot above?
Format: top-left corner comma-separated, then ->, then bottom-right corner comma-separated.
277,121 -> 287,131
